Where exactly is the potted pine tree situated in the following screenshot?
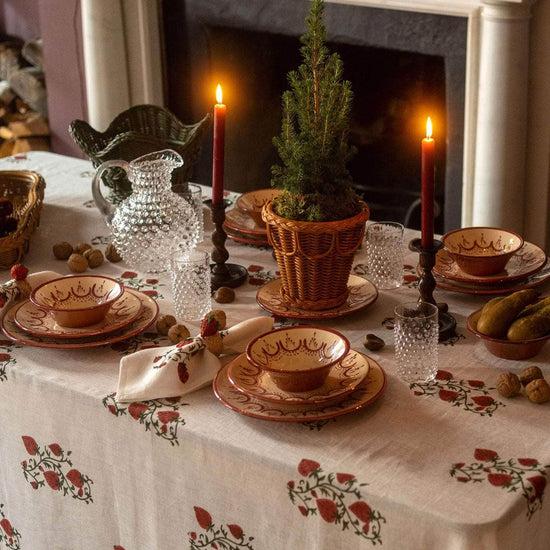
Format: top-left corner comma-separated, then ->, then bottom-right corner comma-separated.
262,0 -> 369,311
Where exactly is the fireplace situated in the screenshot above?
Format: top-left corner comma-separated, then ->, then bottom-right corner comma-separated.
162,0 -> 467,233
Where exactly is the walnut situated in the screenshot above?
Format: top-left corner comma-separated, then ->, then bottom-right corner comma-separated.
167,323 -> 190,344
74,242 -> 92,255
205,309 -> 227,330
203,333 -> 224,356
67,253 -> 88,273
525,378 -> 550,404
519,366 -> 544,387
52,241 -> 73,260
156,314 -> 177,335
364,333 -> 384,351
214,286 -> 235,304
496,372 -> 522,398
105,243 -> 122,263
83,248 -> 104,268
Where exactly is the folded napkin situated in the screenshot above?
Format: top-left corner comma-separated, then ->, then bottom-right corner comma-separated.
116,316 -> 274,402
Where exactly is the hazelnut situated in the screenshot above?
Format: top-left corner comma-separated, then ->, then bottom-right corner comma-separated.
167,323 -> 191,344
67,253 -> 88,273
105,243 -> 122,263
519,366 -> 544,387
83,248 -> 104,268
52,241 -> 73,260
74,242 -> 92,255
525,378 -> 550,404
205,309 -> 227,330
364,333 -> 385,351
496,372 -> 522,398
157,314 -> 177,335
214,286 -> 235,304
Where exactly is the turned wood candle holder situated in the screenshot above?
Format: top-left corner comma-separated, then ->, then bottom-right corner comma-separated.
409,237 -> 457,341
208,200 -> 248,290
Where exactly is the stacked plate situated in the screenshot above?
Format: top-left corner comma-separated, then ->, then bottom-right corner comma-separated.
1,288 -> 159,349
432,241 -> 550,295
213,349 -> 386,422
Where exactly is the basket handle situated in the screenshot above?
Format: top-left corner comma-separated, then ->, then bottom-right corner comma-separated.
91,159 -> 129,226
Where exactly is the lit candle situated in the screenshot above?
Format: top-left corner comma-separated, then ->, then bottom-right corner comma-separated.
421,117 -> 435,249
212,84 -> 226,205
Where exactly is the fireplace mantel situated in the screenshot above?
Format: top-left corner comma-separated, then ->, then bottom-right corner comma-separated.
80,0 -> 550,247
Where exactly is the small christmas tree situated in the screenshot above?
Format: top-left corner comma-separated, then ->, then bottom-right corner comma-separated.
271,0 -> 362,222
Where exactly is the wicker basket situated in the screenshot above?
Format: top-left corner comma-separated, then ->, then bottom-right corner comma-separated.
262,201 -> 370,310
0,170 -> 45,270
69,105 -> 212,200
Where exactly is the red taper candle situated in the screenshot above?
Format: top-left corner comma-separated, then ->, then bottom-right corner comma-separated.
421,117 -> 435,249
212,84 -> 226,205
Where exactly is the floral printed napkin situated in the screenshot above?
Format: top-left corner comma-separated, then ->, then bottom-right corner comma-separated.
116,316 -> 274,402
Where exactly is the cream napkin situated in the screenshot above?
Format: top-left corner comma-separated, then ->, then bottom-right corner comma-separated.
116,316 -> 274,402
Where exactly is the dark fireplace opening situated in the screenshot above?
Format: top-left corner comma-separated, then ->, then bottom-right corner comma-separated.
162,1 -> 466,233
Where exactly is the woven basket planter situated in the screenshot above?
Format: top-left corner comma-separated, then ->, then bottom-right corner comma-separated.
262,200 -> 369,310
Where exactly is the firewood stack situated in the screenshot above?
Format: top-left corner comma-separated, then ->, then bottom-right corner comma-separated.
0,37 -> 50,158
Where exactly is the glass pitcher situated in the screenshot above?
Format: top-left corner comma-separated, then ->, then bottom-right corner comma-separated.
92,149 -> 200,272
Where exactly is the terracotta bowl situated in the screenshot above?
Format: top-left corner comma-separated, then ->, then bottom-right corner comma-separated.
442,227 -> 523,276
246,325 -> 350,392
30,275 -> 124,328
467,309 -> 550,360
236,188 -> 283,226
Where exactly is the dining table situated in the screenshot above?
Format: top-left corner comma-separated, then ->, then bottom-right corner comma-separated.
0,150 -> 549,550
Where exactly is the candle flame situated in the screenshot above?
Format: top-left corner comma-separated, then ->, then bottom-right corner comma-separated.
216,84 -> 223,104
426,117 -> 433,139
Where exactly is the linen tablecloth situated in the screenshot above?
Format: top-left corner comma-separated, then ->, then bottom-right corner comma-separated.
0,151 -> 549,550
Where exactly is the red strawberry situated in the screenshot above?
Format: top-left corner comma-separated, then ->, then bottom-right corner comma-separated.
128,402 -> 149,420
287,481 -> 295,489
30,481 -> 38,490
141,290 -> 157,297
48,443 -> 62,456
474,448 -> 498,461
193,506 -> 212,529
488,473 -> 512,487
200,316 -> 220,337
248,277 -> 265,286
528,475 -> 547,500
316,498 -> 337,523
247,265 -> 263,272
349,501 -> 372,524
468,380 -> 484,388
297,458 -> 320,477
0,518 -> 12,536
456,477 -> 469,483
435,370 -> 453,381
66,469 -> 84,489
43,470 -> 60,490
403,274 -> 418,284
189,532 -> 197,540
518,458 -> 538,467
10,264 -> 28,281
0,353 -> 10,361
22,435 -> 38,455
114,546 -> 126,550
336,473 -> 355,484
146,279 -> 159,284
21,460 -> 27,468
298,506 -> 307,516
120,271 -> 137,279
439,389 -> 459,402
227,524 -> 243,539
454,463 -> 465,468
108,405 -> 117,415
178,362 -> 189,384
157,411 -> 179,424
472,396 -> 494,407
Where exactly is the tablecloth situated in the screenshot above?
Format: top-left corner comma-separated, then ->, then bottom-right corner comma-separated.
0,151 -> 549,550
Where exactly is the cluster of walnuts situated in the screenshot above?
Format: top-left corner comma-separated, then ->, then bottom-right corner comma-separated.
52,241 -> 122,272
496,366 -> 550,404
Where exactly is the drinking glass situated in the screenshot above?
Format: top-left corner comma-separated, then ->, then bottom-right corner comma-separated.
174,183 -> 204,242
365,222 -> 404,289
394,301 -> 439,383
170,249 -> 212,322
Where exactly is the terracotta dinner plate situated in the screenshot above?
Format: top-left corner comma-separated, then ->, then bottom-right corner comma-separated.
224,208 -> 268,236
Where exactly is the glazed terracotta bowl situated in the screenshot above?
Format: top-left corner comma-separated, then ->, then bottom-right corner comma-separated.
246,325 -> 350,392
441,227 -> 523,276
236,188 -> 283,226
30,275 -> 124,328
467,309 -> 550,360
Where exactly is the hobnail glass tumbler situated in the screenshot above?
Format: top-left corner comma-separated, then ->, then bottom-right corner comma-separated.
170,249 -> 212,322
394,301 -> 439,383
366,222 -> 404,289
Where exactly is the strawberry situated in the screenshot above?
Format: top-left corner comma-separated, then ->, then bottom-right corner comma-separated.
141,290 -> 157,297
438,389 -> 459,402
227,524 -> 243,539
488,473 -> 512,487
336,473 -> 355,484
128,402 -> 148,420
22,435 -> 38,455
48,443 -> 62,456
528,475 -> 547,500
108,405 -> 117,415
120,271 -> 137,279
177,362 -> 189,384
298,506 -> 307,516
298,458 -> 320,477
472,396 -> 494,407
456,477 -> 469,483
0,518 -> 12,537
349,500 -> 371,524
316,498 -> 337,523
287,481 -> 295,489
43,470 -> 60,490
518,458 -> 539,467
157,411 -> 179,424
247,265 -> 263,272
0,353 -> 10,361
30,481 -> 38,490
200,316 -> 220,337
10,264 -> 28,281
193,506 -> 212,529
189,532 -> 197,540
474,448 -> 498,461
435,370 -> 453,381
468,380 -> 485,388
66,469 -> 84,489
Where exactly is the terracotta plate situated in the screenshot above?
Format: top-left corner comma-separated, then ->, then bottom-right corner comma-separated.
223,222 -> 270,246
256,275 -> 378,320
224,208 -> 268,236
213,354 -> 386,422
